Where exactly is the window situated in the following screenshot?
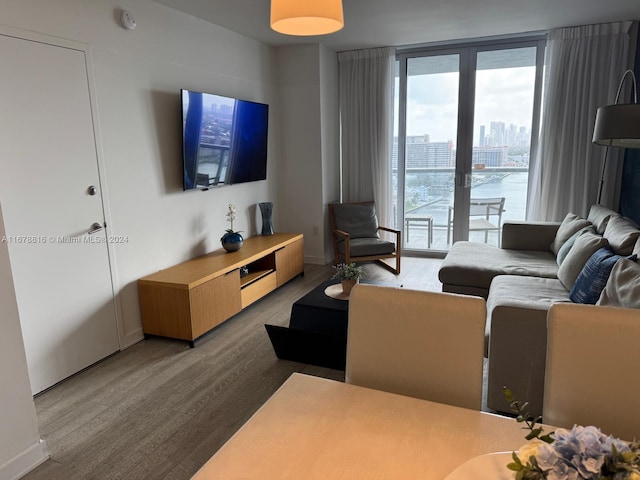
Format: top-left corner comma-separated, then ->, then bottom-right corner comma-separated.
394,37 -> 545,252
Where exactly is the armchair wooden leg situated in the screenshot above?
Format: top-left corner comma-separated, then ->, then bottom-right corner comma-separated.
375,257 -> 401,275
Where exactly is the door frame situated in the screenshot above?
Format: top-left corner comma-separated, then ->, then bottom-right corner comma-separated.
0,24 -> 123,349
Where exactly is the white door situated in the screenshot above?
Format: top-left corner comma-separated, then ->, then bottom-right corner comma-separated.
0,33 -> 119,393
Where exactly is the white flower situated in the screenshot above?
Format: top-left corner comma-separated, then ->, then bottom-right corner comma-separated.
225,204 -> 237,232
518,439 -> 545,464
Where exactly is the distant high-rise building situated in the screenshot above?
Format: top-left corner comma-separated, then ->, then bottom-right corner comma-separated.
479,125 -> 486,146
490,121 -> 506,145
472,146 -> 508,167
219,104 -> 233,117
392,135 -> 453,169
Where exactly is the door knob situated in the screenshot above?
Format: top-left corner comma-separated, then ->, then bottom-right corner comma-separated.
88,185 -> 97,196
88,222 -> 104,234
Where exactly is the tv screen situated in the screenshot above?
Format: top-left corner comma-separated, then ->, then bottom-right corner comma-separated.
181,89 -> 269,190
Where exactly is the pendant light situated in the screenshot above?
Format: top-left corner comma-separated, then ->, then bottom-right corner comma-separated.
270,0 -> 344,36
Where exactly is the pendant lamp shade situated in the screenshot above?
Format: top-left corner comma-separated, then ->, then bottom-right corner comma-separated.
270,0 -> 344,36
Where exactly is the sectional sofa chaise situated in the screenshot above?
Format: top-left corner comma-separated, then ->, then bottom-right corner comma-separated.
438,205 -> 640,417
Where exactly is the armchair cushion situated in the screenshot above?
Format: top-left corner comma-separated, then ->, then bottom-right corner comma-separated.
337,238 -> 395,257
332,202 -> 379,239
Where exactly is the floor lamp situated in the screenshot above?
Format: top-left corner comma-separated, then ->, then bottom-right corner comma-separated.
592,69 -> 640,205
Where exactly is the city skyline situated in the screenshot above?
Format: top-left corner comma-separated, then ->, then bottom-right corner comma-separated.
395,63 -> 537,146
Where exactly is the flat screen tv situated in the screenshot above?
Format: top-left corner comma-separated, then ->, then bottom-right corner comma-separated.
181,89 -> 269,190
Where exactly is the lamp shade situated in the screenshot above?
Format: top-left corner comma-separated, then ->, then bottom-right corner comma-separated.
592,103 -> 640,147
270,0 -> 344,36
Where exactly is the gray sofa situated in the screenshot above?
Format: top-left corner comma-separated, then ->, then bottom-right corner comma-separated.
438,205 -> 640,418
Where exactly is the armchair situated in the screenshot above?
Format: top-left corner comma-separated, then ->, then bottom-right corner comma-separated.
328,201 -> 401,275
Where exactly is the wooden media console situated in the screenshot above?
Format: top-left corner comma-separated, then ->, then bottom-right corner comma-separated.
138,233 -> 304,346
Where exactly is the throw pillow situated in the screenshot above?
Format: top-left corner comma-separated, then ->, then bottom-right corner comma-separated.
332,202 -> 379,239
603,216 -> 640,256
597,257 -> 640,308
550,212 -> 591,255
557,232 -> 608,290
569,247 -> 636,304
556,225 -> 595,266
587,204 -> 619,235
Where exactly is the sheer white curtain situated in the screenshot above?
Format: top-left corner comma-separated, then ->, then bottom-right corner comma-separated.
338,47 -> 395,226
528,21 -> 637,221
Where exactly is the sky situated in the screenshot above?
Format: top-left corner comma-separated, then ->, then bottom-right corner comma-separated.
395,66 -> 537,146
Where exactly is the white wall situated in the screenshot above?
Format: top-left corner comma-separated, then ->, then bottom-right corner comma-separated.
1,0 -> 280,348
0,1 -> 340,475
275,44 -> 339,264
0,203 -> 48,480
319,45 -> 341,263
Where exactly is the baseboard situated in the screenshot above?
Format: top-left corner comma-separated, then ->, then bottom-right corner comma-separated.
0,439 -> 48,480
304,254 -> 326,265
122,328 -> 145,349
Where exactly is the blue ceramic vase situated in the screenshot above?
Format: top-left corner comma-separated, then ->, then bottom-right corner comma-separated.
221,232 -> 243,252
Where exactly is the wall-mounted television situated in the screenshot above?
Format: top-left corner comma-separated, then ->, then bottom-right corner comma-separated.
181,89 -> 269,190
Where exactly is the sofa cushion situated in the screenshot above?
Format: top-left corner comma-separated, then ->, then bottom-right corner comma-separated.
557,232 -> 608,290
332,203 -> 379,239
550,212 -> 591,255
488,275 -> 571,312
603,215 -> 640,256
556,225 -> 595,266
438,241 -> 558,292
587,204 -> 619,234
597,257 -> 640,308
569,247 -> 634,304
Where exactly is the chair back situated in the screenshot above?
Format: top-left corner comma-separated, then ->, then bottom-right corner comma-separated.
328,201 -> 378,239
346,284 -> 486,410
543,303 -> 640,441
470,197 -> 505,221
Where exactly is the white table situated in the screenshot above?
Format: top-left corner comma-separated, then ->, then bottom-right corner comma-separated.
405,215 -> 433,246
191,373 -> 533,479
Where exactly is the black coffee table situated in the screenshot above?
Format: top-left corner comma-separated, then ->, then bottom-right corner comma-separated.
265,279 -> 352,370
289,279 -> 350,336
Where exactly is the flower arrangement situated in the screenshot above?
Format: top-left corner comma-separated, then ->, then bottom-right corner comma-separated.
503,388 -> 640,480
225,203 -> 239,234
331,262 -> 365,281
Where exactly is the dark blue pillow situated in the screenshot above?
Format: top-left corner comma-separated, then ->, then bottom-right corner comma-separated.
569,248 -> 637,304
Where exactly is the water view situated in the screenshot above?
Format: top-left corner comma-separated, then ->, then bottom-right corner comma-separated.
394,170 -> 529,250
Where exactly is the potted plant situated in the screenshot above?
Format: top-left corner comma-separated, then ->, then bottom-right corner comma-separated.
332,262 -> 365,294
220,203 -> 244,252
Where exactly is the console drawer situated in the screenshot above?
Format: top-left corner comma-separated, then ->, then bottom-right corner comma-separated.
241,271 -> 277,308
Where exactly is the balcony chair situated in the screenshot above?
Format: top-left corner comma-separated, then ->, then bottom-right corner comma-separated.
346,284 -> 486,410
329,201 -> 401,275
447,197 -> 506,246
543,303 -> 640,441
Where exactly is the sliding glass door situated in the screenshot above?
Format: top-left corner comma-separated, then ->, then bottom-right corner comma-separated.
394,38 -> 545,253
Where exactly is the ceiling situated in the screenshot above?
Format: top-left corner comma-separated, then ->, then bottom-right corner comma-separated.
150,0 -> 639,51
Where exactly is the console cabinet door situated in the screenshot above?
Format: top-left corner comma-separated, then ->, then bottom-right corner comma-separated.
275,238 -> 304,287
190,270 -> 242,338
